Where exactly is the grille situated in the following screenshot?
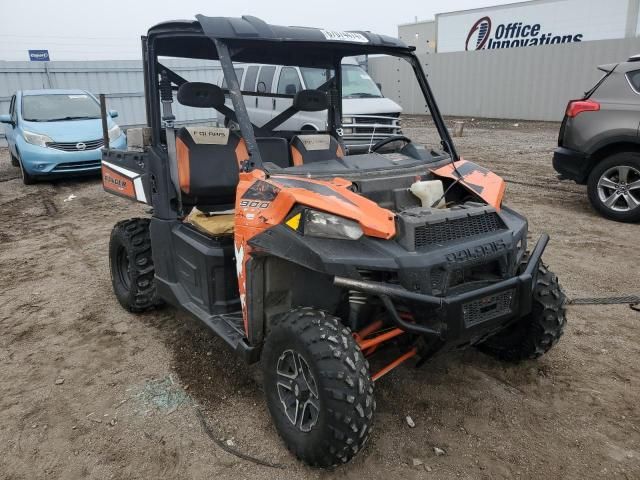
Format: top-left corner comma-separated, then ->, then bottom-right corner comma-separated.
415,213 -> 505,249
463,289 -> 514,327
52,160 -> 102,171
47,138 -> 104,152
352,126 -> 396,134
354,117 -> 394,125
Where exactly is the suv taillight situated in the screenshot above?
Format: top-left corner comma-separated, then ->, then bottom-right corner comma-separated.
566,99 -> 600,118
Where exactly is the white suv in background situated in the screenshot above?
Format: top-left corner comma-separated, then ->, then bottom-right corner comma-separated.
216,59 -> 402,153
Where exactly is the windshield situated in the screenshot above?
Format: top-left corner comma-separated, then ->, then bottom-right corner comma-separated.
341,65 -> 382,99
300,65 -> 382,98
22,93 -> 101,122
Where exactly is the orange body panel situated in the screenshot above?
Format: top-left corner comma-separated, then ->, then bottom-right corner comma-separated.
233,169 -> 396,333
430,159 -> 506,210
102,165 -> 136,200
175,137 -> 191,194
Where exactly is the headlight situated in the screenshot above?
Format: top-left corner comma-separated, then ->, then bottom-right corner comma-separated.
304,210 -> 363,240
341,116 -> 353,125
23,130 -> 53,147
342,127 -> 354,134
108,124 -> 122,142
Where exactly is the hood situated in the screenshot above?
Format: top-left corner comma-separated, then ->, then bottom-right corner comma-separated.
20,117 -> 115,142
342,97 -> 403,115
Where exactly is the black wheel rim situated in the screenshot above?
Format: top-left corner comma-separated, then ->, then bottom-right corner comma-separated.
276,349 -> 320,433
116,246 -> 131,290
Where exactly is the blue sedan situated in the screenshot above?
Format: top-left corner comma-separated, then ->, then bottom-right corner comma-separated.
0,89 -> 126,184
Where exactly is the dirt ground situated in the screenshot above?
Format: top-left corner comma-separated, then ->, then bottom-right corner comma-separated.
1,118 -> 639,480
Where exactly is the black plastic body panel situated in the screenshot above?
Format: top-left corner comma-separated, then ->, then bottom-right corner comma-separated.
552,147 -> 590,183
151,218 -> 240,314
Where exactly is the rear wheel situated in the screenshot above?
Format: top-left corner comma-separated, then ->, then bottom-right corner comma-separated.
477,262 -> 566,362
109,218 -> 162,312
587,153 -> 640,222
262,308 -> 375,467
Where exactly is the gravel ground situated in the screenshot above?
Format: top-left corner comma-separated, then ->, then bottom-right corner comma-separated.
1,118 -> 639,480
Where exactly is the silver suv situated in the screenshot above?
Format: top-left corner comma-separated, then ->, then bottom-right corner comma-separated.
553,55 -> 640,223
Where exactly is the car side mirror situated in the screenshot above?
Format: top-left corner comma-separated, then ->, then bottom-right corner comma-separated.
108,110 -> 118,118
0,114 -> 13,125
376,82 -> 383,93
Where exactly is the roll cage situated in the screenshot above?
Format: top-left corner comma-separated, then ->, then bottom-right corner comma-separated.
141,15 -> 459,172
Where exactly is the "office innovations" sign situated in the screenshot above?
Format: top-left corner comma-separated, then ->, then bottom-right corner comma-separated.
465,16 -> 583,51
436,0 -> 630,53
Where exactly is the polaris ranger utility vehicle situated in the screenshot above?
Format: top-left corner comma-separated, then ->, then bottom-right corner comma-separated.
102,15 -> 566,467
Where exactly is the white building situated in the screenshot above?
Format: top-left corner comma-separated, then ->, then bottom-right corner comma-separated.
399,0 -> 640,55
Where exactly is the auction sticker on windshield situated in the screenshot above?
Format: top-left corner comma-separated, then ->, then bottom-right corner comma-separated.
320,30 -> 368,43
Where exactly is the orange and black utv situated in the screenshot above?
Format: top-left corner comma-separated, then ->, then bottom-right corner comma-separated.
101,15 -> 566,467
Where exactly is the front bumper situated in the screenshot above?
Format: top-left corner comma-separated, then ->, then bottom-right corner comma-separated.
552,147 -> 589,183
335,234 -> 549,347
20,134 -> 127,176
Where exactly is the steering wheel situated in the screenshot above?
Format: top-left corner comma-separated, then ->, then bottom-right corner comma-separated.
370,135 -> 412,152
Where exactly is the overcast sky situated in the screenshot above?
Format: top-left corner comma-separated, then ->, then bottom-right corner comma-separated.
0,0 -> 522,61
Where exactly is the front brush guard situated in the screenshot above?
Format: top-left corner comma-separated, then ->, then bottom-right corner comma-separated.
334,234 -> 549,340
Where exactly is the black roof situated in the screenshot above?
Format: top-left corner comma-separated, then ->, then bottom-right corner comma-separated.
147,15 -> 413,65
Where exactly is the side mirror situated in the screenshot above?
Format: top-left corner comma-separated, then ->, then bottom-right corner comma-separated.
376,82 -> 383,93
285,84 -> 298,95
293,90 -> 329,112
177,82 -> 225,109
108,110 -> 118,118
0,114 -> 12,125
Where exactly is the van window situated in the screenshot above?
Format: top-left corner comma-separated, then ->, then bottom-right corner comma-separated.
300,68 -> 333,90
244,65 -> 259,92
257,66 -> 276,93
277,67 -> 302,94
627,70 -> 640,93
222,68 -> 245,89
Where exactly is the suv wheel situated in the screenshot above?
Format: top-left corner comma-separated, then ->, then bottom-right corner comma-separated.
587,153 -> 640,222
262,308 -> 375,467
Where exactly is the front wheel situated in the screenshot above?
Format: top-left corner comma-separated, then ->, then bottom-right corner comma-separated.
477,263 -> 567,362
109,218 -> 162,312
262,308 -> 375,467
587,152 -> 640,222
18,155 -> 36,185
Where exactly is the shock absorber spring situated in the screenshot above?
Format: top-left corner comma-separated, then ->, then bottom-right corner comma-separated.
348,271 -> 371,329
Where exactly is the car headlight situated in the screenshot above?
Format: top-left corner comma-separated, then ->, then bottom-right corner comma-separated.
108,124 -> 122,142
341,116 -> 353,125
23,130 -> 53,148
302,209 -> 363,240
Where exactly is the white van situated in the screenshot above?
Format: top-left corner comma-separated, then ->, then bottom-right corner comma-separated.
215,59 -> 402,153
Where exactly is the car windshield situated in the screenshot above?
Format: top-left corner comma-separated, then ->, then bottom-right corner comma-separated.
341,65 -> 382,99
300,65 -> 382,98
22,93 -> 101,122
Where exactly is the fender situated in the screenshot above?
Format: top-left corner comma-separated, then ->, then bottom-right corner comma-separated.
233,169 -> 395,334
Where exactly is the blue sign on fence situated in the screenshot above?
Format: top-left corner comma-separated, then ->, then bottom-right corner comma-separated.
28,50 -> 50,61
